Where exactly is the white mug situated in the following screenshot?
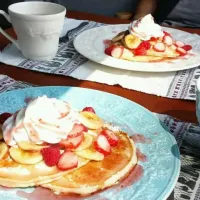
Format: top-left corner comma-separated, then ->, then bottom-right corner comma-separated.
0,2 -> 66,61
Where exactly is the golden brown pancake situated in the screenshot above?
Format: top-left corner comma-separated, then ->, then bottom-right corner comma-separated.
124,55 -> 166,62
0,155 -> 89,188
147,46 -> 179,58
42,132 -> 137,196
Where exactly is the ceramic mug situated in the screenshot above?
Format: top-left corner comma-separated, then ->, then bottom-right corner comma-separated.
0,2 -> 66,61
196,77 -> 200,123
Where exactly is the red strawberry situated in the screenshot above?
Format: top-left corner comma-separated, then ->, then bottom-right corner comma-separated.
57,151 -> 78,171
175,41 -> 185,48
134,46 -> 146,56
68,123 -> 88,138
163,35 -> 173,46
139,41 -> 151,50
182,44 -> 192,51
163,31 -> 171,36
101,129 -> 119,147
104,45 -> 116,56
82,107 -> 95,114
94,134 -> 111,156
153,42 -> 166,52
111,46 -> 124,58
105,45 -> 116,56
59,132 -> 84,149
0,113 -> 12,124
176,47 -> 187,56
41,146 -> 61,167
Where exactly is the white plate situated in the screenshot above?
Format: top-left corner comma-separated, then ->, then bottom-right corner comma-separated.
74,24 -> 200,72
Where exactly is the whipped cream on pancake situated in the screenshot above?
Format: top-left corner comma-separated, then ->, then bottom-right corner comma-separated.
129,14 -> 164,41
2,96 -> 80,146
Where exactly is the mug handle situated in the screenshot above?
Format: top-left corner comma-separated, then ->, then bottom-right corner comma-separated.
0,10 -> 20,49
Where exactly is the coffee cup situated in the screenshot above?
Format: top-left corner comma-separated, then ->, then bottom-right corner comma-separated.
0,2 -> 66,61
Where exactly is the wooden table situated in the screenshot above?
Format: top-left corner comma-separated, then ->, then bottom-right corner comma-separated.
0,10 -> 199,200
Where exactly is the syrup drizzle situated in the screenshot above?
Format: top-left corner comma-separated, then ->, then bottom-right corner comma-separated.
103,39 -> 111,45
136,148 -> 147,162
16,187 -> 108,200
130,134 -> 152,144
117,165 -> 144,189
0,186 -> 14,191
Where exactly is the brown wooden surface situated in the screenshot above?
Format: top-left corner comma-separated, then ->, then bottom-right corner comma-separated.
0,10 -> 199,124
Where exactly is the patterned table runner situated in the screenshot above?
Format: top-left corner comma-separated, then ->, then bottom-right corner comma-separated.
0,18 -> 200,100
0,74 -> 199,200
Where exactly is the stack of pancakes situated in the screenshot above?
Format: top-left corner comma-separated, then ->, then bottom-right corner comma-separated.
0,116 -> 137,196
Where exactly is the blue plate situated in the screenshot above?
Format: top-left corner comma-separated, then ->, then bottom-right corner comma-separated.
0,86 -> 180,200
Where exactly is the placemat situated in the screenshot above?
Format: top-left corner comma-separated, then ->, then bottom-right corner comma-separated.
0,18 -> 200,101
0,74 -> 199,200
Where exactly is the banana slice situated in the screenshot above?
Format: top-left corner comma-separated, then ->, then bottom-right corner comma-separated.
75,133 -> 93,151
18,141 -> 49,151
79,111 -> 104,130
9,146 -> 43,165
75,148 -> 104,161
112,30 -> 128,42
124,34 -> 141,49
0,142 -> 8,160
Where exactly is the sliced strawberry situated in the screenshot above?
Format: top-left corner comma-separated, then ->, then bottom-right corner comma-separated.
101,129 -> 119,147
175,41 -> 185,48
163,31 -> 171,36
111,46 -> 124,58
41,146 -> 61,167
153,42 -> 166,52
0,113 -> 12,124
94,134 -> 111,156
182,44 -> 192,51
134,46 -> 146,56
176,47 -> 187,56
57,151 -> 78,171
68,123 -> 88,138
163,35 -> 173,46
82,107 -> 95,114
104,45 -> 116,56
59,132 -> 84,149
138,41 -> 151,50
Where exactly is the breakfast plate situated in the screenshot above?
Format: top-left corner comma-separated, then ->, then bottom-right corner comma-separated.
74,24 -> 200,72
0,86 -> 180,200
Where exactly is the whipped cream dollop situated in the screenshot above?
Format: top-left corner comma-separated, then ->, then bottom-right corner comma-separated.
129,14 -> 164,41
2,96 -> 80,146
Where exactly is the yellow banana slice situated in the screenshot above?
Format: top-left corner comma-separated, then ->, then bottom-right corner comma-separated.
9,146 -> 43,165
75,148 -> 104,161
0,142 -> 8,160
124,34 -> 141,49
18,141 -> 49,151
79,111 -> 104,130
75,133 -> 93,151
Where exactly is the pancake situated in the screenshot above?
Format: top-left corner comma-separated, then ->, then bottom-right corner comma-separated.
42,132 -> 137,196
0,153 -> 89,187
123,55 -> 165,62
147,46 -> 179,58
